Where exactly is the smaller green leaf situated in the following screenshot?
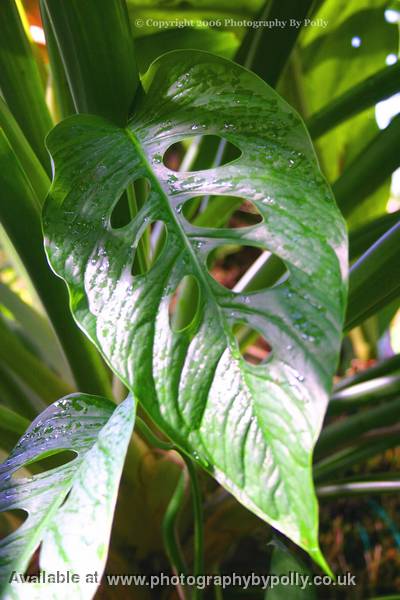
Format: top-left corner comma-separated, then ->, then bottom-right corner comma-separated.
265,539 -> 316,599
0,393 -> 135,599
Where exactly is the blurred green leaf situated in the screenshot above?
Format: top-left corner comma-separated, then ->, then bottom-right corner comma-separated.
0,313 -> 72,402
0,282 -> 72,382
135,28 -> 238,73
0,97 -> 49,205
316,396 -> 400,458
307,62 -> 400,139
346,220 -> 400,329
349,211 -> 400,261
0,362 -> 43,420
39,0 -> 75,122
335,352 -> 400,391
0,405 -> 29,436
314,434 -> 399,482
0,0 -> 53,171
286,0 -> 399,227
333,115 -> 400,218
43,0 -> 139,124
0,130 -> 112,397
236,0 -> 314,85
329,374 -> 400,413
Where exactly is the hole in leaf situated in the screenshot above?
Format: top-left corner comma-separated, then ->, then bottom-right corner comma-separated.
163,135 -> 242,172
24,543 -> 41,577
183,196 -> 263,228
208,246 -> 288,292
12,449 -> 77,479
169,275 -> 201,332
110,178 -> 150,229
0,509 -> 28,538
233,323 -> 272,365
132,220 -> 167,275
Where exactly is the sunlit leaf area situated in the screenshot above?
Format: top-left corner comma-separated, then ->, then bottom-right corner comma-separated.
0,1 -> 400,598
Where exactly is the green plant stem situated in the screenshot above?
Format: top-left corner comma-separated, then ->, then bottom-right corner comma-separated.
136,416 -> 203,596
162,472 -> 189,582
182,456 -> 204,600
307,62 -> 400,139
316,396 -> 400,459
128,183 -> 150,274
135,417 -> 173,451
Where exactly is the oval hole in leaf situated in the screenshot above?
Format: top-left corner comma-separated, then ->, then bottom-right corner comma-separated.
132,220 -> 167,275
110,178 -> 150,229
233,323 -> 272,366
169,274 -> 201,332
0,509 -> 28,538
183,196 -> 263,228
12,449 -> 77,479
208,245 -> 288,292
163,135 -> 242,172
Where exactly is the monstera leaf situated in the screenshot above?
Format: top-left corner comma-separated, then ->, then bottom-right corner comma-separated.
43,50 -> 347,568
0,394 -> 135,599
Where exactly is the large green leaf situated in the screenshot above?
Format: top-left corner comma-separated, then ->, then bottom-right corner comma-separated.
43,50 -> 347,567
0,394 -> 135,599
